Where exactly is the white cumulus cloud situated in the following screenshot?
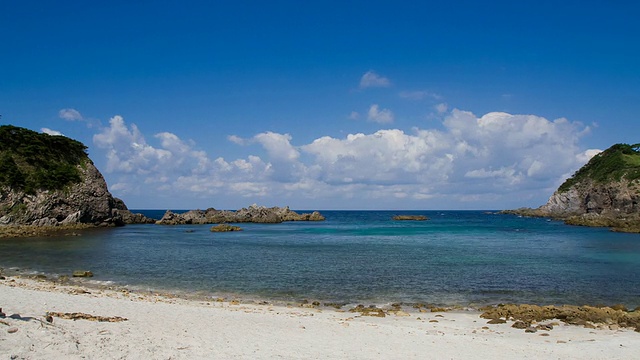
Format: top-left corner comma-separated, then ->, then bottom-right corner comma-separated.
59,108 -> 83,121
359,71 -> 391,89
92,110 -> 599,209
367,104 -> 394,124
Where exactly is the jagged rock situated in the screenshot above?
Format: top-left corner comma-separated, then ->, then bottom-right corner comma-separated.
156,205 -> 325,225
0,159 -> 125,227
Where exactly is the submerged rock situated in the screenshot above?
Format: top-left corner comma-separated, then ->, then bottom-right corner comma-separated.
392,215 -> 429,221
210,224 -> 242,232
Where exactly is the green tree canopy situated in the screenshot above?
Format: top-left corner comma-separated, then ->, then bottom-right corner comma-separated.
0,125 -> 88,193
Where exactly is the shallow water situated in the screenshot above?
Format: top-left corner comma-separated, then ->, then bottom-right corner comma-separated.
1,211 -> 640,307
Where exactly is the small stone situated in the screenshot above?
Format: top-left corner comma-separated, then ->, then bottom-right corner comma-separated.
525,327 -> 538,333
512,321 -> 528,329
72,270 -> 94,277
46,315 -> 53,323
7,327 -> 18,334
429,320 -> 439,323
487,318 -> 506,324
537,324 -> 553,331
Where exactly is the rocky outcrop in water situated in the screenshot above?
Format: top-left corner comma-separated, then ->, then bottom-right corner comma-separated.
392,215 -> 429,221
156,204 -> 325,225
503,143 -> 640,232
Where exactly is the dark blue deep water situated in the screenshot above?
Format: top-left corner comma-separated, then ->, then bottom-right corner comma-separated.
2,211 -> 640,307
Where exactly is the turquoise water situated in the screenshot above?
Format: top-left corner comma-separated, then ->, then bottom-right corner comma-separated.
1,211 -> 640,307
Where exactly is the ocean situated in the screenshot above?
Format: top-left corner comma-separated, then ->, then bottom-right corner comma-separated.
1,210 -> 640,308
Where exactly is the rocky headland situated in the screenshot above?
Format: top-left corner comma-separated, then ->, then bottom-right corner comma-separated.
156,204 -> 325,225
0,125 -> 153,237
503,143 -> 640,232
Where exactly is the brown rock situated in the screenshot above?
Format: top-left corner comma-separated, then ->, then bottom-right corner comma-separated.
210,224 -> 242,232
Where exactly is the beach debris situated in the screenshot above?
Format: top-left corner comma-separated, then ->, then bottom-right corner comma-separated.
7,327 -> 18,333
72,270 -> 94,277
47,312 -> 127,322
210,224 -> 242,232
412,303 -> 451,313
0,308 -> 5,318
349,305 -> 386,318
537,324 -> 554,331
323,302 -> 345,309
45,314 -> 53,323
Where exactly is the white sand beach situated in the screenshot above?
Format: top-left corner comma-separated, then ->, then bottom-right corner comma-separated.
1,277 -> 639,359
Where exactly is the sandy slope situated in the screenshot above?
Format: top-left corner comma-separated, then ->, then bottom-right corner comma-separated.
1,278 -> 639,359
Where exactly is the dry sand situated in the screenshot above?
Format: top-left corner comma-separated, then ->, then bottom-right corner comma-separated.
1,277 -> 639,359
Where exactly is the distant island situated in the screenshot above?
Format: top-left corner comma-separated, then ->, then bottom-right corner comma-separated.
503,143 -> 640,232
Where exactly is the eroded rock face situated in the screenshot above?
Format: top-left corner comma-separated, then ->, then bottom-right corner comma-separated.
539,180 -> 640,217
156,204 -> 325,225
0,160 -> 152,227
504,179 -> 640,232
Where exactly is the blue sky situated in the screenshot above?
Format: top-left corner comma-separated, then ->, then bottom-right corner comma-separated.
1,1 -> 639,210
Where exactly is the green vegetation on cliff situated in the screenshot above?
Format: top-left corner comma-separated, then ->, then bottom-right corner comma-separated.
0,125 -> 88,193
558,143 -> 640,192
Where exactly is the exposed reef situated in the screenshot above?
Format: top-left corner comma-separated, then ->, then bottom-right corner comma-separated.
156,204 -> 325,225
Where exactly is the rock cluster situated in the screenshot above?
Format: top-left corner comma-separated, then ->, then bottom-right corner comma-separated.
156,204 -> 325,225
480,304 -> 640,332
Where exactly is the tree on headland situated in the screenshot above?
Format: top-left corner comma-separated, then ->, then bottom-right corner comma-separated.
0,125 -> 88,193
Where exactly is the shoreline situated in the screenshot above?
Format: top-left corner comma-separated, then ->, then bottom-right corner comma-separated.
3,265 -> 640,311
2,276 -> 640,359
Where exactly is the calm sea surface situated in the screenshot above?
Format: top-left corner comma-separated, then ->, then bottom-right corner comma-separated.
2,210 -> 640,307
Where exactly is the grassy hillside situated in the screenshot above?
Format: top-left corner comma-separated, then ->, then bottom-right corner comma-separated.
558,143 -> 640,192
0,125 -> 88,193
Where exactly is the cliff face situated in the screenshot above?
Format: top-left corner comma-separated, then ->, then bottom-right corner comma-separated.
505,143 -> 640,232
1,159 -> 127,226
0,125 -> 150,227
539,180 -> 640,217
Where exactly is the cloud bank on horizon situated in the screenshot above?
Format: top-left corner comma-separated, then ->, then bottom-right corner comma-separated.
47,70 -> 601,210
84,105 -> 599,210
